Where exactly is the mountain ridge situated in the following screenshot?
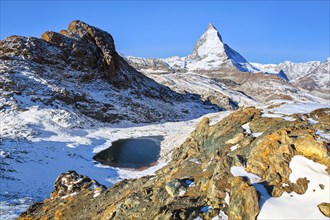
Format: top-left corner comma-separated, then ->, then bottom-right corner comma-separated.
126,24 -> 328,102
0,20 -> 221,124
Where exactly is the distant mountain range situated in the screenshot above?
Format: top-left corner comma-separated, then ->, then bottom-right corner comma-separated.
126,23 -> 328,104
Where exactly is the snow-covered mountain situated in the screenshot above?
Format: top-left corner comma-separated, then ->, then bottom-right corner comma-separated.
126,24 -> 326,104
126,23 -> 259,73
184,23 -> 259,72
252,59 -> 330,99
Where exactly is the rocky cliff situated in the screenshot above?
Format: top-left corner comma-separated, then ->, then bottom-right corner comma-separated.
18,107 -> 330,219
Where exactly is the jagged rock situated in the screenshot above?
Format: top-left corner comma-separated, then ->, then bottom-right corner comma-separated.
40,20 -> 119,83
309,108 -> 330,131
294,134 -> 330,171
165,179 -> 187,197
289,177 -> 309,195
51,170 -> 106,199
227,177 -> 259,220
225,132 -> 244,145
17,107 -> 330,219
246,128 -> 296,187
318,202 -> 330,217
249,117 -> 286,133
19,170 -> 107,219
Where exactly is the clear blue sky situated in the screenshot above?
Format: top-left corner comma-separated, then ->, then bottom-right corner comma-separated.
1,1 -> 329,63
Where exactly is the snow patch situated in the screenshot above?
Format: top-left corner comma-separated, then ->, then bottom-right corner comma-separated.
308,118 -> 318,125
272,103 -> 329,115
230,144 -> 238,151
258,155 -> 330,219
230,166 -> 262,184
201,205 -> 212,213
316,130 -> 330,140
242,123 -> 251,134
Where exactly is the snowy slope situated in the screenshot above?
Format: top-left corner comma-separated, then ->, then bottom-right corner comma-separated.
142,72 -> 258,109
1,101 -> 329,219
252,58 -> 330,97
0,101 -> 230,218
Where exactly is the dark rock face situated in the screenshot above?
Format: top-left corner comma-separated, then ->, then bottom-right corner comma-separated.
42,20 -> 119,84
17,108 -> 330,219
1,20 -> 119,84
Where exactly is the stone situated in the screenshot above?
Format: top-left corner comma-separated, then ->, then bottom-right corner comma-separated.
51,170 -> 106,199
246,128 -> 296,186
294,134 -> 330,170
225,132 -> 244,145
318,203 -> 330,217
165,179 -> 187,197
227,177 -> 259,220
290,177 -> 309,195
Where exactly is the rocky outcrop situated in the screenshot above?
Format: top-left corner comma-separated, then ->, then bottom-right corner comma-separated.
1,20 -> 120,84
228,177 -> 259,220
50,170 -> 106,199
0,20 -> 220,124
18,107 -> 330,219
20,171 -> 106,219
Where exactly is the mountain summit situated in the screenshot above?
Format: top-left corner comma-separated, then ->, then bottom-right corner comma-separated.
186,23 -> 258,72
189,23 -> 225,59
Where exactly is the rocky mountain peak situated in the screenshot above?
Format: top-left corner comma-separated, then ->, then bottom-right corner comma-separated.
190,23 -> 225,59
207,23 -> 217,30
185,23 -> 257,72
67,20 -> 116,51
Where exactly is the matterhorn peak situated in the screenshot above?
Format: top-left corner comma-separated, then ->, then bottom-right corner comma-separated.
187,23 -> 258,72
189,23 -> 225,59
205,23 -> 223,42
207,23 -> 217,30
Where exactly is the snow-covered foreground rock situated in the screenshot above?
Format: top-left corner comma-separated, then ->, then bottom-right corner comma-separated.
0,104 -> 230,218
12,103 -> 330,220
258,156 -> 329,219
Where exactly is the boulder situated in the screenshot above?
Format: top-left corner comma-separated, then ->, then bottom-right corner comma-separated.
318,202 -> 330,217
51,170 -> 106,199
227,177 -> 259,220
165,179 -> 187,197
